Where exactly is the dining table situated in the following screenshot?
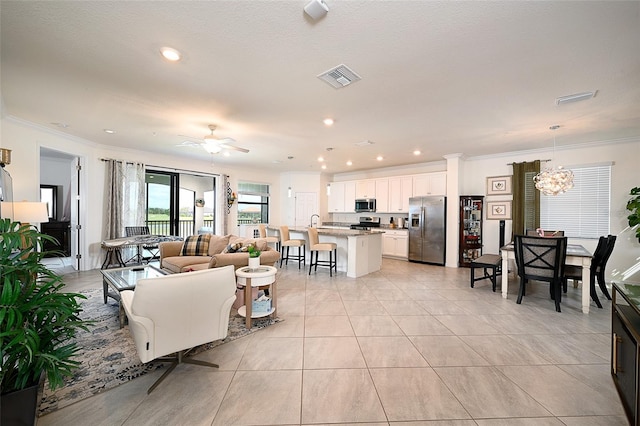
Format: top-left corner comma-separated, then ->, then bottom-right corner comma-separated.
500,242 -> 593,313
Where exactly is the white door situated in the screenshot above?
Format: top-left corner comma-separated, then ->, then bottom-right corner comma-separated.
295,192 -> 317,228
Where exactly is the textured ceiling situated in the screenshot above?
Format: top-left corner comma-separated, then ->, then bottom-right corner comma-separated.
1,1 -> 639,173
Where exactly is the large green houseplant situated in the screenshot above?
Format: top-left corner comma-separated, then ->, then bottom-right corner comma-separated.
0,219 -> 88,424
628,187 -> 640,241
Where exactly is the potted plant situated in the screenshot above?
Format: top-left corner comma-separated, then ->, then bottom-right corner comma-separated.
247,244 -> 261,269
0,219 -> 89,425
627,186 -> 640,242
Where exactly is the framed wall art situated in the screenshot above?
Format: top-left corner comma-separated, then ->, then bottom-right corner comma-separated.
486,200 -> 512,220
486,175 -> 512,196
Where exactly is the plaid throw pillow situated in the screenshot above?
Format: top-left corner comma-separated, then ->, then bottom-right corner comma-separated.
181,234 -> 211,256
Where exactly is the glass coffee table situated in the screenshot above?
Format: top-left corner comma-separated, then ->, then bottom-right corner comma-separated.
100,264 -> 167,328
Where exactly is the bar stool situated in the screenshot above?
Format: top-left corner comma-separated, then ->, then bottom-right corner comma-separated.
258,224 -> 280,252
308,227 -> 337,277
279,226 -> 305,268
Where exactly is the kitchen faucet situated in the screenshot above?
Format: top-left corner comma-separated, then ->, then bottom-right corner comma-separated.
310,214 -> 320,228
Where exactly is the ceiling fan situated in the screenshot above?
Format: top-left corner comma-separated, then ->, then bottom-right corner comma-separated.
178,124 -> 249,154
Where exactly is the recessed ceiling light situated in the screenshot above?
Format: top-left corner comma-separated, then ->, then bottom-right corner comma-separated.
346,160 -> 353,166
104,129 -> 115,134
376,156 -> 383,161
413,150 -> 421,156
160,47 -> 181,62
223,151 -> 230,157
323,118 -> 334,126
318,156 -> 324,162
321,164 -> 327,170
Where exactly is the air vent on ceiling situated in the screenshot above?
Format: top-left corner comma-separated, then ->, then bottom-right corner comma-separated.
355,140 -> 374,146
317,64 -> 362,89
556,91 -> 597,105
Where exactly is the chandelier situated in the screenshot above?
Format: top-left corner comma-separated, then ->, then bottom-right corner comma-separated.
533,125 -> 574,196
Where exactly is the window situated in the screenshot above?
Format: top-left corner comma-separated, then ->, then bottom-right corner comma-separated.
237,182 -> 269,225
540,164 -> 611,238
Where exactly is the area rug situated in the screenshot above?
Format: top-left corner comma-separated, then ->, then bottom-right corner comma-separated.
38,288 -> 280,415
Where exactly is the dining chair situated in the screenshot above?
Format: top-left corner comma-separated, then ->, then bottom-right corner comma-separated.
564,234 -> 616,308
125,225 -> 159,262
514,235 -> 568,312
525,229 -> 565,237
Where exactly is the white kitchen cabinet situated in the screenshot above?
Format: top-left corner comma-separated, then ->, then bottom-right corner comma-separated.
328,182 -> 346,212
355,180 -> 376,199
375,178 -> 389,212
412,172 -> 447,197
382,229 -> 408,259
388,176 -> 413,212
344,181 -> 356,213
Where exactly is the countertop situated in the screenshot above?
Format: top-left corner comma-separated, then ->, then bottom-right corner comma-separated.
267,226 -> 384,237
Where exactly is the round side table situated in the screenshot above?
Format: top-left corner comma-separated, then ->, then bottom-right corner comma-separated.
235,265 -> 277,329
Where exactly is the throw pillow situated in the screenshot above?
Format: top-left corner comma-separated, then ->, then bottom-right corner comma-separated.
222,242 -> 243,253
181,234 -> 211,256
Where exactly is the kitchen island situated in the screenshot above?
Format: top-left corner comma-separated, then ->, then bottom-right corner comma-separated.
267,226 -> 383,278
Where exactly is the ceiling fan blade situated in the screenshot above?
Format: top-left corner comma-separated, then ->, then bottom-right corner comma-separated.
219,143 -> 250,153
177,140 -> 203,147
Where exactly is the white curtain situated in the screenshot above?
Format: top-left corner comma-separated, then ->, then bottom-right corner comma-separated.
104,160 -> 146,240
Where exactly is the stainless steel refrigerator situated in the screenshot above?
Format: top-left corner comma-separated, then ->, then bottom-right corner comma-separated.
408,196 -> 446,265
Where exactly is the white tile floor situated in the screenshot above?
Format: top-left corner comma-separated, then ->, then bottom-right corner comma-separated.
38,258 -> 627,426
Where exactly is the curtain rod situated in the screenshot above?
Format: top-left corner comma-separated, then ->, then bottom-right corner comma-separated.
506,159 -> 551,165
100,158 -> 220,177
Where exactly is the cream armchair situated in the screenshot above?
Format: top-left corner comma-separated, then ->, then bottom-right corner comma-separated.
121,265 -> 237,393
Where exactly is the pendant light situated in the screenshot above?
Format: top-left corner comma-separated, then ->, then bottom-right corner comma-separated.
533,125 -> 574,196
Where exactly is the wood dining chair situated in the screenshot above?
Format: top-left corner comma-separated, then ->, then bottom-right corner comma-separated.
563,234 -> 616,308
514,235 -> 568,312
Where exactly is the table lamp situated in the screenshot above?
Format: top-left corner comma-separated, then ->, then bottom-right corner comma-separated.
13,201 -> 49,229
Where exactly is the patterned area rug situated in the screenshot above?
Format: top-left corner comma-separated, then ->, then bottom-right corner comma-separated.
38,288 -> 280,415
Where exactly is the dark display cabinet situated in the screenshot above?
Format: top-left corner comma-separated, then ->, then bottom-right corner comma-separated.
612,283 -> 640,426
41,220 -> 71,257
459,196 -> 483,267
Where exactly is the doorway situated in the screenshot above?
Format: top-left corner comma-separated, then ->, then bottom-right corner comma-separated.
295,192 -> 318,228
39,148 -> 82,272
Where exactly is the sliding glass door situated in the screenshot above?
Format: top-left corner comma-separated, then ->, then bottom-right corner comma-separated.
146,171 -> 216,237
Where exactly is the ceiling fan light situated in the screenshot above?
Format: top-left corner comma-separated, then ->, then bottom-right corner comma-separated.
203,144 -> 222,154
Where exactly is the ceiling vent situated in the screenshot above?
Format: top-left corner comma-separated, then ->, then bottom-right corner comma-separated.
355,140 -> 374,146
317,64 -> 362,89
556,91 -> 597,105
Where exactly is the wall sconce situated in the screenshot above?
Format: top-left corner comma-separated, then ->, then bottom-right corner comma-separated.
287,187 -> 292,198
227,192 -> 236,207
326,184 -> 331,196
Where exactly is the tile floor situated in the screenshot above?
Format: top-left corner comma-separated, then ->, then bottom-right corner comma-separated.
38,258 -> 627,426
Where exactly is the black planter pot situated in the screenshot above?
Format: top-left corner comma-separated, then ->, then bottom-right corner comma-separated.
1,375 -> 44,426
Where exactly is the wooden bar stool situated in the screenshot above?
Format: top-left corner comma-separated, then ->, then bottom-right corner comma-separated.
307,227 -> 337,277
279,226 -> 305,268
258,224 -> 280,252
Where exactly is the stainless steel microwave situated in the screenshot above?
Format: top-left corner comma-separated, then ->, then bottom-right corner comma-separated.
355,198 -> 376,212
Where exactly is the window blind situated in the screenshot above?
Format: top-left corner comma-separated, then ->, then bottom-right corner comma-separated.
540,164 -> 611,238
